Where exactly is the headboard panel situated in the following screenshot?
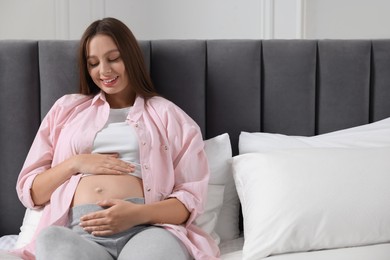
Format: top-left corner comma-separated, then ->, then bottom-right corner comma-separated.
0,41 -> 40,236
317,40 -> 371,134
206,40 -> 261,154
372,40 -> 390,121
2,39 -> 390,235
150,40 -> 207,134
262,40 -> 317,136
38,41 -> 80,120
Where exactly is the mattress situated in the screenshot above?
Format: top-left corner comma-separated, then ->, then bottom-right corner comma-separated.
2,234 -> 390,259
220,236 -> 390,260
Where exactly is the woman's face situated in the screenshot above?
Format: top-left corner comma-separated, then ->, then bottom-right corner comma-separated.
87,34 -> 133,108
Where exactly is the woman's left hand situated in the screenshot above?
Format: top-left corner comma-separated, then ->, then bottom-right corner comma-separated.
79,199 -> 145,236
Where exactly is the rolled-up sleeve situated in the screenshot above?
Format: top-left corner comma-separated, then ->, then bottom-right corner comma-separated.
16,107 -> 55,209
167,120 -> 210,226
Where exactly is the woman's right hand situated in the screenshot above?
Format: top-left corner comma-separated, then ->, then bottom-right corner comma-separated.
72,153 -> 135,176
31,153 -> 135,206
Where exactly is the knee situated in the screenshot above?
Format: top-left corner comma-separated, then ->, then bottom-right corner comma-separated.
119,227 -> 192,260
36,226 -> 74,255
36,226 -> 112,260
37,226 -> 68,245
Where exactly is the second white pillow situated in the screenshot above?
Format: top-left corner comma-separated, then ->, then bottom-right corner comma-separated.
239,116 -> 390,154
233,147 -> 390,259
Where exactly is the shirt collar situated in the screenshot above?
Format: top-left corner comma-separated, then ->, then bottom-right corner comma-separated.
91,91 -> 145,122
129,95 -> 145,122
91,91 -> 107,106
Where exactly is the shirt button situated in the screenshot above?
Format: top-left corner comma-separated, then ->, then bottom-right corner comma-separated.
135,122 -> 139,127
146,188 -> 151,192
142,141 -> 147,146
144,164 -> 149,170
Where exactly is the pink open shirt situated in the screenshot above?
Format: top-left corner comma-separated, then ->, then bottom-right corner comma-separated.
13,92 -> 220,260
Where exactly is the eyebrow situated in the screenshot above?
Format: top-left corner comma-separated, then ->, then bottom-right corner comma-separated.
87,49 -> 120,59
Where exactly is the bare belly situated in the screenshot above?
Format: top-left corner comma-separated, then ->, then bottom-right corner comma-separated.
72,174 -> 144,207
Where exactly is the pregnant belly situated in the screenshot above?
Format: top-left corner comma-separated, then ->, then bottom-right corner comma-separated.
72,174 -> 144,207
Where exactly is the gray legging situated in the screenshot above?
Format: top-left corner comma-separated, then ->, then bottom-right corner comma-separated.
36,198 -> 192,260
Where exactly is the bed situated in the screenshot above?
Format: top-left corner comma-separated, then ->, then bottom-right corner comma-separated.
1,39 -> 390,259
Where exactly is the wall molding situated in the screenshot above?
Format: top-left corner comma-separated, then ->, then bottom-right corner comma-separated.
55,0 -> 70,39
261,0 -> 307,39
54,0 -> 106,40
260,0 -> 274,39
295,0 -> 307,39
54,0 -> 305,40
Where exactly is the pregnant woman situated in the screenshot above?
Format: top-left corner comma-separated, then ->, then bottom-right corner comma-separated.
14,17 -> 219,260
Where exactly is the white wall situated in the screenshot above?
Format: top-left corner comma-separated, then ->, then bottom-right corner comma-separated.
1,0 -> 390,40
0,0 -> 56,40
104,0 -> 263,40
305,0 -> 390,39
0,0 -> 303,40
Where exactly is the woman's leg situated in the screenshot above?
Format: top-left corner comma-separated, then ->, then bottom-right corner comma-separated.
118,227 -> 192,260
36,226 -> 113,260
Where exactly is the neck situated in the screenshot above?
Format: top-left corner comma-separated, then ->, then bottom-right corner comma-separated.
106,93 -> 136,108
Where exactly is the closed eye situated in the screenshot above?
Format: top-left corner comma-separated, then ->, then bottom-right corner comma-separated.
108,56 -> 120,62
88,62 -> 98,68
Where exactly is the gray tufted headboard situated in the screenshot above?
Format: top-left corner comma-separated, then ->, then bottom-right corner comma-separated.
1,39 -> 390,236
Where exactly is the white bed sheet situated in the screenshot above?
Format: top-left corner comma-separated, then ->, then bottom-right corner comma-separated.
0,235 -> 21,260
220,236 -> 390,260
0,252 -> 21,260
0,235 -> 18,251
220,236 -> 245,259
3,234 -> 390,259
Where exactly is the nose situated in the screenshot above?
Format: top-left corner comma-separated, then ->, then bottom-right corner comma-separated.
100,62 -> 112,75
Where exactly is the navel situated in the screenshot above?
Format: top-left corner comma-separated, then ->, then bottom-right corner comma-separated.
95,187 -> 103,193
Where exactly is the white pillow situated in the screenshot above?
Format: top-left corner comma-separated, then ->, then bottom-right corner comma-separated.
0,235 -> 18,251
239,116 -> 390,154
233,147 -> 390,259
14,208 -> 42,249
204,133 -> 240,242
14,133 -> 235,248
194,184 -> 225,244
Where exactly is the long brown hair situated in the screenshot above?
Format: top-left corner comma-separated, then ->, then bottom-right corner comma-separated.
78,17 -> 157,98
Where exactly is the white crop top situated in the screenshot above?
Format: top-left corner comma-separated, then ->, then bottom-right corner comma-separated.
86,107 -> 142,178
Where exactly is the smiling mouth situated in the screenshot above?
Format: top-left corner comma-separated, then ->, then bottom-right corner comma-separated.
101,76 -> 119,87
102,76 -> 118,84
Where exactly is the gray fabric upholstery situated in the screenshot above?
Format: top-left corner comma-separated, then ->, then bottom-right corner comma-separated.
0,41 -> 40,235
262,40 -> 317,136
39,40 -> 80,119
151,40 -> 207,132
207,40 -> 261,155
1,39 -> 390,236
371,40 -> 390,121
317,40 -> 371,134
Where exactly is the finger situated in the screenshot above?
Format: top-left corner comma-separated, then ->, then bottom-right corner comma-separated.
99,153 -> 119,158
98,167 -> 127,175
83,224 -> 112,234
80,216 -> 122,236
97,199 -> 118,208
80,210 -> 106,222
79,217 -> 108,228
106,158 -> 136,173
91,230 -> 114,237
114,162 -> 136,173
115,159 -> 136,169
97,163 -> 133,175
